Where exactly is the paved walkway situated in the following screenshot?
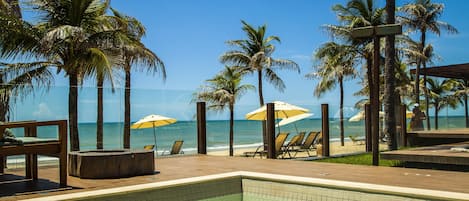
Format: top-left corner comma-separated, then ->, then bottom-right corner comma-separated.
1,155 -> 469,200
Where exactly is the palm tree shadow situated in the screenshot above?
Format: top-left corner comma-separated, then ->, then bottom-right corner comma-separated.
0,174 -> 79,197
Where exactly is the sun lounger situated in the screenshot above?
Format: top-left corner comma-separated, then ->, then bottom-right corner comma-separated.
349,135 -> 365,145
281,133 -> 304,158
144,145 -> 155,150
243,133 -> 289,158
292,131 -> 321,157
162,140 -> 184,155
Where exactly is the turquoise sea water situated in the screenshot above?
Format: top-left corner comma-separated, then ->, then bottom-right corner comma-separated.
8,116 -> 468,155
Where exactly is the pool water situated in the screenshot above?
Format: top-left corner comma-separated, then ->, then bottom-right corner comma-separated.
200,179 -> 427,201
36,172 -> 465,201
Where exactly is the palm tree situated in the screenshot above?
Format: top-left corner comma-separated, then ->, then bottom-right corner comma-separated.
384,0 -> 397,150
196,66 -> 254,156
0,1 -> 54,122
0,0 -> 20,18
454,80 -> 469,128
329,0 -> 385,95
220,20 -> 299,146
306,42 -> 357,146
426,78 -> 459,129
111,9 -> 165,149
399,0 -> 458,129
0,62 -> 54,121
0,0 -> 124,151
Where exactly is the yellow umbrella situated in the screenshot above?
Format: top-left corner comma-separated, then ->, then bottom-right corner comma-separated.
131,114 -> 177,151
245,101 -> 309,120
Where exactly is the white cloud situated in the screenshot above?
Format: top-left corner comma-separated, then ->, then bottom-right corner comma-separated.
33,103 -> 54,119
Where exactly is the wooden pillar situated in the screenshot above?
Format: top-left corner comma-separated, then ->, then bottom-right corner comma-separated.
266,103 -> 276,159
401,104 -> 407,147
365,104 -> 372,152
321,104 -> 330,157
24,124 -> 37,179
371,35 -> 380,166
59,120 -> 68,187
197,102 -> 207,154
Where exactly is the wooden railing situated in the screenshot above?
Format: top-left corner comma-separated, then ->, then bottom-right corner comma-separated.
0,120 -> 68,186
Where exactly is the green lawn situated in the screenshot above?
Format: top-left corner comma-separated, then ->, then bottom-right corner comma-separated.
315,153 -> 402,167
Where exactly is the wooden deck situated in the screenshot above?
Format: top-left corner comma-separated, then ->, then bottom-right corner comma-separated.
408,129 -> 469,146
2,155 -> 469,200
382,141 -> 469,165
409,129 -> 469,138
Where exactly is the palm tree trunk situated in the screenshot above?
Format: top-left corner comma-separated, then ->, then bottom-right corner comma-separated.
257,69 -> 267,150
465,88 -> 469,128
384,0 -> 397,150
96,78 -> 103,149
69,72 -> 80,151
257,70 -> 264,106
434,104 -> 439,130
229,103 -> 234,156
339,76 -> 344,146
420,31 -> 430,130
0,75 -> 8,122
123,61 -> 131,149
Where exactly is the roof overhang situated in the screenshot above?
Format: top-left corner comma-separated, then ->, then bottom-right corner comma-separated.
410,63 -> 469,80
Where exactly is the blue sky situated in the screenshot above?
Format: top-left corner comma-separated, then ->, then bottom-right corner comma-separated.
11,0 -> 469,122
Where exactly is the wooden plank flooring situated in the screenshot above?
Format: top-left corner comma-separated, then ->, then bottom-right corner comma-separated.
2,155 -> 469,200
382,141 -> 469,165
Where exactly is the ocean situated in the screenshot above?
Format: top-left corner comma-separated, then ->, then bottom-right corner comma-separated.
7,116 -> 468,155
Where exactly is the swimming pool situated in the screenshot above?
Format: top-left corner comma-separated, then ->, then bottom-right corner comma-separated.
23,171 -> 469,201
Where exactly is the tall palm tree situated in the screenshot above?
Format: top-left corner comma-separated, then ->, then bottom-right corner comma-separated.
0,0 -> 123,151
306,42 -> 357,146
454,80 -> 469,128
220,20 -> 299,146
0,1 -> 54,122
196,66 -> 254,156
426,78 -> 459,129
111,9 -> 165,149
384,0 -> 397,150
399,0 -> 458,129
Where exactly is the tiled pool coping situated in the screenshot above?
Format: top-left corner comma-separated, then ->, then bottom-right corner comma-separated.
22,171 -> 469,201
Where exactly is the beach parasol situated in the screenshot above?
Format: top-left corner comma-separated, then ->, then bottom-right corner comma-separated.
349,111 -> 384,122
131,114 -> 177,151
349,110 -> 412,122
246,101 -> 309,133
245,101 -> 309,120
276,113 -> 314,133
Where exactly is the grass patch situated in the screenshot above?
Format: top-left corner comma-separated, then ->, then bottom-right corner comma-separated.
315,153 -> 402,167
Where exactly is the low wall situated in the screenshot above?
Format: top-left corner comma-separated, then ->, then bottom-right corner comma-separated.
69,149 -> 155,179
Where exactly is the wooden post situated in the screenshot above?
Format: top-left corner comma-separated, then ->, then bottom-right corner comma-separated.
371,35 -> 380,166
321,104 -> 330,157
365,104 -> 372,152
59,120 -> 68,187
24,124 -> 37,179
197,102 -> 207,154
401,104 -> 407,147
266,103 -> 276,159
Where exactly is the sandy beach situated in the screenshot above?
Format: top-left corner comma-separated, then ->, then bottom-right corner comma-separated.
207,140 -> 389,158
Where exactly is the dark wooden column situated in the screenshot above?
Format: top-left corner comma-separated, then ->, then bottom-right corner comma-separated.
321,104 -> 330,157
401,104 -> 407,147
58,120 -> 68,187
365,104 -> 372,152
371,35 -> 380,166
197,102 -> 207,154
266,103 -> 276,159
